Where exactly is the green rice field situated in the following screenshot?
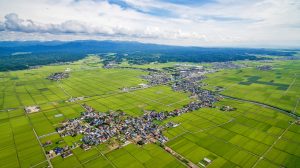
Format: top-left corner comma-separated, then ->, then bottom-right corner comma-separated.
204,60 -> 300,114
1,56 -> 300,168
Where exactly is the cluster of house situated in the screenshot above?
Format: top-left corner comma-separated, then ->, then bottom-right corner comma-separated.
46,146 -> 73,159
212,62 -> 243,69
47,64 -> 223,158
121,72 -> 172,92
256,65 -> 273,71
141,72 -> 172,86
82,103 -> 95,112
47,72 -> 69,81
143,101 -> 212,122
103,62 -> 118,69
24,106 -> 40,113
43,139 -> 74,159
171,64 -> 222,109
172,78 -> 220,108
54,100 -> 215,153
54,89 -> 219,153
42,140 -> 52,147
66,96 -> 85,102
121,83 -> 149,92
199,157 -> 212,167
173,64 -> 210,80
55,106 -> 168,148
220,105 -> 237,111
165,122 -> 180,128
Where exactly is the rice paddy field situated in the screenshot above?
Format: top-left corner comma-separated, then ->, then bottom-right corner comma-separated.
203,60 -> 300,114
164,99 -> 300,168
1,56 -> 300,168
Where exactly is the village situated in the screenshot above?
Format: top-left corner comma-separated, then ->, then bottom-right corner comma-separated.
45,64 -> 223,160
47,68 -> 71,81
47,72 -> 69,81
49,95 -> 218,159
256,65 -> 273,71
57,104 -> 168,145
42,62 -> 298,162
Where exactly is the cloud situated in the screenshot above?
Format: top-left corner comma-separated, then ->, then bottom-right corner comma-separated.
0,0 -> 299,47
4,13 -> 39,32
0,13 -> 206,40
198,15 -> 264,23
0,21 -> 4,31
2,13 -> 98,34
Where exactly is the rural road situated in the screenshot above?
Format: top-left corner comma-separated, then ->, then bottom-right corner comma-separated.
220,94 -> 300,119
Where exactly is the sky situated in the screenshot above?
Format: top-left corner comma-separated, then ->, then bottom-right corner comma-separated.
0,0 -> 299,48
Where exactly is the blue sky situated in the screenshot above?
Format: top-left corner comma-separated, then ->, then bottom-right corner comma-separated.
0,0 -> 299,48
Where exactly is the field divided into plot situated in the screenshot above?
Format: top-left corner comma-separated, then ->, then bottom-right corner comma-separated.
164,98 -> 300,168
0,116 -> 48,168
1,57 -> 300,168
59,68 -> 147,98
0,56 -> 147,111
1,69 -> 69,111
24,85 -> 191,139
83,85 -> 191,116
0,57 -> 193,167
104,144 -> 184,168
40,136 -> 184,168
204,60 -> 300,114
0,69 -> 146,111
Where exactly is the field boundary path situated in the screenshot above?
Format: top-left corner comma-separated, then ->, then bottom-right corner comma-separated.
284,73 -> 297,95
32,128 -> 53,168
293,98 -> 300,115
251,122 -> 295,168
162,145 -> 199,168
24,106 -> 53,168
39,132 -> 58,139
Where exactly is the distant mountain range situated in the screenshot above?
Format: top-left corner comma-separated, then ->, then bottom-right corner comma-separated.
0,40 -> 297,55
0,40 -> 297,71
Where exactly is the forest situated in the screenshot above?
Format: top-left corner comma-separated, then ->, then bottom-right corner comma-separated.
0,40 -> 296,71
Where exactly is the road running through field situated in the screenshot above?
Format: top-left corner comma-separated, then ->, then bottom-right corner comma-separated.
221,95 -> 300,119
284,73 -> 297,95
251,122 -> 295,168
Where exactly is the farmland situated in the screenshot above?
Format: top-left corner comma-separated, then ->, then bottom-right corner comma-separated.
1,56 -> 300,168
203,60 -> 300,114
164,99 -> 299,168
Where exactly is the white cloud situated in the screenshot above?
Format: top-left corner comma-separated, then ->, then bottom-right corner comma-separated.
0,0 -> 299,47
0,13 -> 206,41
0,21 -> 4,31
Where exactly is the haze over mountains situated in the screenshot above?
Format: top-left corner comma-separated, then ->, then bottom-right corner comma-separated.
0,40 -> 297,71
1,40 -> 297,54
